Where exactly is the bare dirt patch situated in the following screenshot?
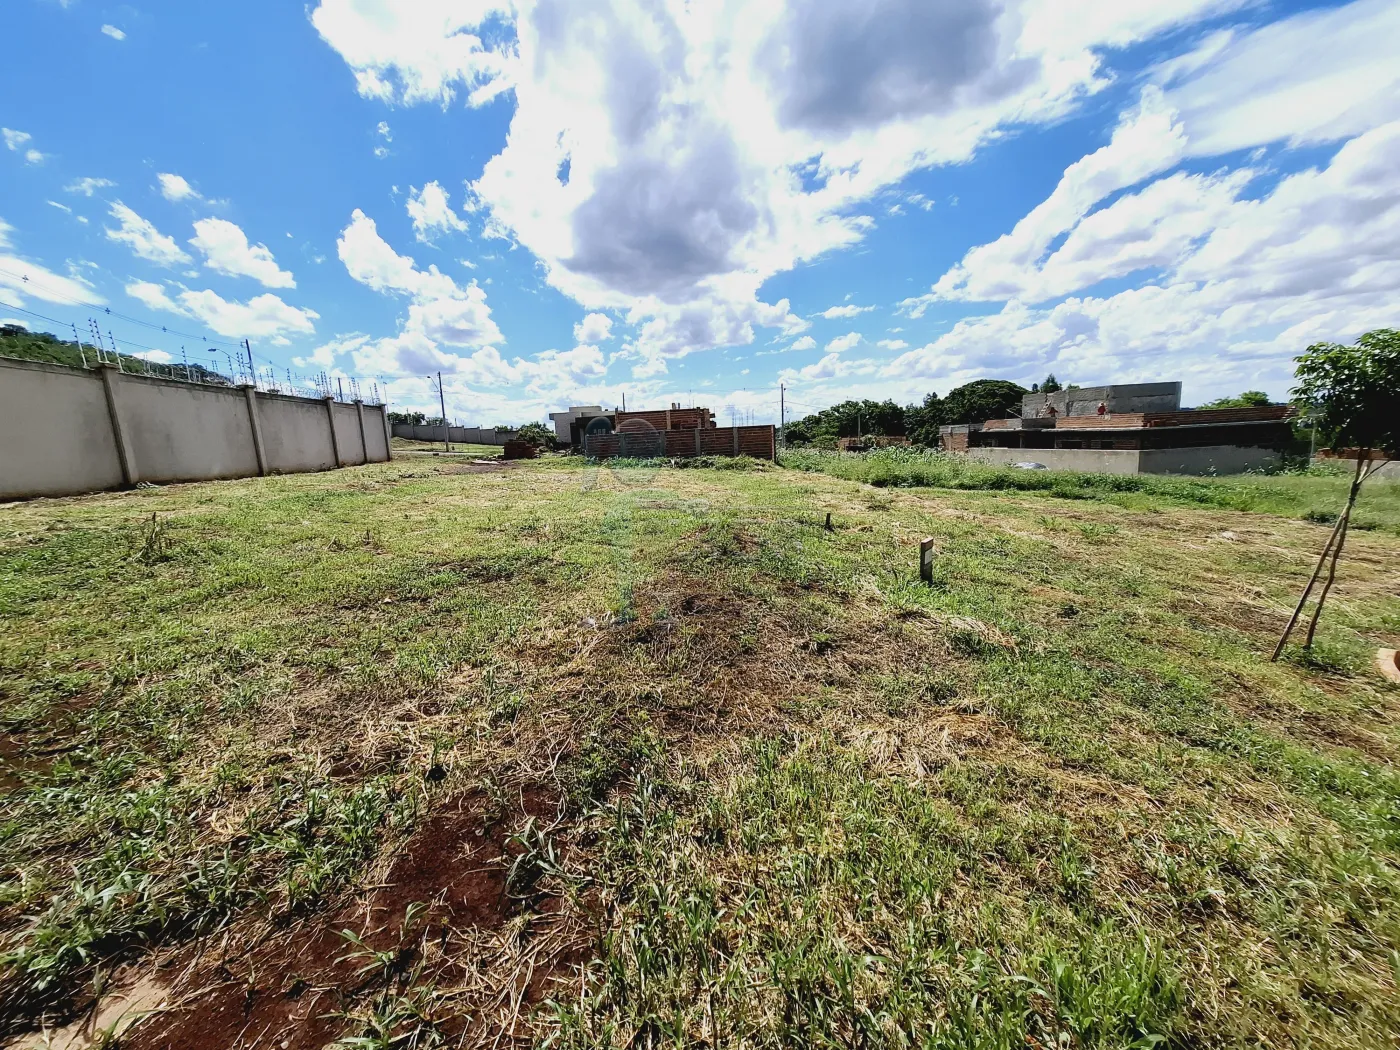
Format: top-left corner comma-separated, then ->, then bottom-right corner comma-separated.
121,785 -> 582,1050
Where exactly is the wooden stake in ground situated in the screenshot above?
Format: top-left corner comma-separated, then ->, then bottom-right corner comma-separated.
1272,452 -> 1385,660
920,537 -> 936,585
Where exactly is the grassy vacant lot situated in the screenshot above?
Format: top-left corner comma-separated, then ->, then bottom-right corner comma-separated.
1,453 -> 1397,1048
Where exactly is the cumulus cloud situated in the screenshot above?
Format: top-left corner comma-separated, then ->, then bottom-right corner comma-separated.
788,335 -> 817,351
825,331 -> 862,353
157,173 -> 202,202
189,218 -> 296,288
878,339 -> 909,350
926,86 -> 1187,306
313,0 -> 1234,376
406,181 -> 469,241
573,312 -> 613,343
105,203 -> 192,266
310,0 -> 513,106
337,208 -> 504,374
295,333 -> 372,369
821,304 -> 875,319
888,119 -> 1400,390
126,280 -> 319,339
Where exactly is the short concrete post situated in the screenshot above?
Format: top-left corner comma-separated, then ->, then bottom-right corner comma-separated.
98,364 -> 138,486
324,397 -> 343,468
732,426 -> 740,456
920,537 -> 937,585
354,400 -> 368,465
242,385 -> 269,476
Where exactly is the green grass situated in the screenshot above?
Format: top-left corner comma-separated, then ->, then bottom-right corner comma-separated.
1,455 -> 1397,1046
781,447 -> 1400,533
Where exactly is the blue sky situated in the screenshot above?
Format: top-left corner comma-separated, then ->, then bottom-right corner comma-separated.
2,0 -> 1397,426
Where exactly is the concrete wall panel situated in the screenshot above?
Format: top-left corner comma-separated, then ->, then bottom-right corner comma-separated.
1138,445 -> 1282,476
965,447 -> 1143,474
331,402 -> 366,465
260,396 -> 337,473
363,405 -> 389,462
0,360 -> 125,498
115,375 -> 259,483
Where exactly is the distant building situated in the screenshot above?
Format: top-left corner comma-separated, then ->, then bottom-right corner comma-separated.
548,405 -> 609,445
941,382 -> 1295,475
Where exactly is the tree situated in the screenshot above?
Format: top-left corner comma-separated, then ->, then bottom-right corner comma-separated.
513,421 -> 555,448
1273,329 -> 1400,660
782,399 -> 906,446
904,391 -> 946,447
387,410 -> 426,426
1199,390 -> 1272,409
1040,373 -> 1063,393
942,380 -> 1028,425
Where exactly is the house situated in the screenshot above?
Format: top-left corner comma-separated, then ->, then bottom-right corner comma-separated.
941,382 -> 1296,475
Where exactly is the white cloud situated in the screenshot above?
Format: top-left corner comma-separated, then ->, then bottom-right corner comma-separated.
126,280 -> 320,339
573,312 -> 613,343
1160,0 -> 1400,157
46,200 -> 72,214
338,208 -> 504,373
189,218 -> 296,288
295,333 -> 372,369
927,86 -> 1187,306
66,177 -> 114,197
887,119 -> 1400,393
0,218 -> 107,309
135,349 -> 173,364
24,150 -> 45,165
2,129 -> 31,151
310,0 -> 514,107
101,24 -> 126,40
406,181 -> 469,241
789,335 -> 817,351
820,304 -> 875,319
877,338 -> 909,350
105,203 -> 192,266
377,121 -> 392,140
314,0 -> 1239,371
157,173 -> 201,202
825,331 -> 862,353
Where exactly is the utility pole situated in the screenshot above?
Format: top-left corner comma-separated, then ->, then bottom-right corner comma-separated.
337,377 -> 345,402
245,339 -> 256,388
779,383 -> 785,444
437,371 -> 451,453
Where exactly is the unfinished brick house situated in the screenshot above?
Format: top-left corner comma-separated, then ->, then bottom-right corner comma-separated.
940,383 -> 1296,475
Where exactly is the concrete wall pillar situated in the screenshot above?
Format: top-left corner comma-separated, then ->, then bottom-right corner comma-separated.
382,405 -> 393,460
695,429 -> 702,455
243,385 -> 269,476
324,397 -> 343,467
732,426 -> 739,456
98,364 -> 139,485
354,400 -> 368,464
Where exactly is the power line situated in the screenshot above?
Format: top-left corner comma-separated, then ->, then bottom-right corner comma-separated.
0,265 -> 249,348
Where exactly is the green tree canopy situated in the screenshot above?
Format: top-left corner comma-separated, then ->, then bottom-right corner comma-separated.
387,410 -> 427,426
904,391 -> 946,447
1040,373 -> 1063,393
1198,390 -> 1272,409
513,421 -> 555,447
1292,329 -> 1400,454
942,380 -> 1028,425
783,399 -> 906,446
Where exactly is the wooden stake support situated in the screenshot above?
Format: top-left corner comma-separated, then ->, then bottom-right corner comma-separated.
920,537 -> 936,585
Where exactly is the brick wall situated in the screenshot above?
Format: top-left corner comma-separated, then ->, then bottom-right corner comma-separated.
615,407 -> 714,431
586,424 -> 775,461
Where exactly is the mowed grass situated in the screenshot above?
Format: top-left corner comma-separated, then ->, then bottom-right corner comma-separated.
0,455 -> 1397,1047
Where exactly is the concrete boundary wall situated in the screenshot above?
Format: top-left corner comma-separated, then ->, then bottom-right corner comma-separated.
0,356 -> 391,500
964,445 -> 1282,476
392,423 -> 517,446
